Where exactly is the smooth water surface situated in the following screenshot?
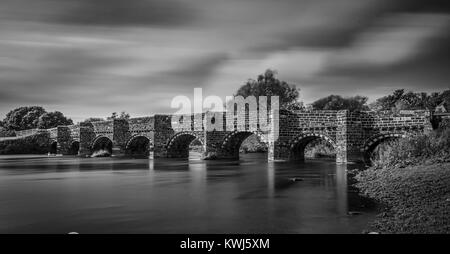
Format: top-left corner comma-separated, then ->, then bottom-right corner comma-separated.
0,153 -> 375,233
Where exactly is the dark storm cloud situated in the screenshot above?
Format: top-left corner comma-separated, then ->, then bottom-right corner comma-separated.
249,0 -> 450,52
395,0 -> 450,13
56,0 -> 196,27
0,0 -> 196,27
274,0 -> 450,101
320,15 -> 450,78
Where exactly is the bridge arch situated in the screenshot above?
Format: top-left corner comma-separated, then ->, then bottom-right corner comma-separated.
49,139 -> 58,154
125,135 -> 153,157
363,133 -> 406,164
220,131 -> 268,159
289,133 -> 337,161
69,140 -> 80,155
91,136 -> 113,155
166,132 -> 203,158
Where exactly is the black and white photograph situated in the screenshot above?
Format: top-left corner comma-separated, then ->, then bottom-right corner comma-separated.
0,0 -> 449,240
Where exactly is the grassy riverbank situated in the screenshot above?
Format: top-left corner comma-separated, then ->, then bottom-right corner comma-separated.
355,127 -> 450,233
356,162 -> 450,233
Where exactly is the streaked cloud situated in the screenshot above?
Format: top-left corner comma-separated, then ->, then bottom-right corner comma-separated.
0,0 -> 449,122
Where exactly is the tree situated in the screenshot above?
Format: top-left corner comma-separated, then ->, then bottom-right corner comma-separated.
107,111 -> 130,120
0,126 -> 15,137
2,106 -> 46,131
37,111 -> 73,129
369,89 -> 404,111
234,69 -> 302,110
80,117 -> 104,124
370,89 -> 450,111
436,90 -> 450,109
311,95 -> 369,111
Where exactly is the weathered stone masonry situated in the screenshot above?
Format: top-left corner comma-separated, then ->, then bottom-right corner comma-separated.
273,109 -> 432,162
17,109 -> 432,163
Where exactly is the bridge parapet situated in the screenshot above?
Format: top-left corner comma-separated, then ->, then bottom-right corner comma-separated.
68,125 -> 80,140
352,110 -> 431,128
282,110 -> 338,128
14,128 -> 49,138
127,117 -> 155,133
90,120 -> 114,137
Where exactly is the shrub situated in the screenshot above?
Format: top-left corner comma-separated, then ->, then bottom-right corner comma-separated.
0,133 -> 49,154
439,117 -> 450,130
304,139 -> 336,158
240,135 -> 268,153
0,127 -> 15,137
371,127 -> 450,168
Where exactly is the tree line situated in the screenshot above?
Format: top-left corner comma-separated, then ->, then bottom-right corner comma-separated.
236,69 -> 449,112
0,106 -> 73,137
0,108 -> 130,137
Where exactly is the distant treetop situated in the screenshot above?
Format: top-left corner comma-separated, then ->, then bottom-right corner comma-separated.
311,95 -> 369,111
107,111 -> 130,120
1,106 -> 72,131
369,89 -> 450,112
234,69 -> 303,110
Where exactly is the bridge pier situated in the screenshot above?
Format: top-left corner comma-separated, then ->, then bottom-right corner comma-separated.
56,126 -> 72,155
111,119 -> 129,157
335,110 -> 365,163
78,122 -> 95,157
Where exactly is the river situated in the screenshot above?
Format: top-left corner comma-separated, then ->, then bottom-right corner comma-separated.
0,153 -> 376,233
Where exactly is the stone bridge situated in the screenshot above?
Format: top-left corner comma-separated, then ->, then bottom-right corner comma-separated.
13,109 -> 432,163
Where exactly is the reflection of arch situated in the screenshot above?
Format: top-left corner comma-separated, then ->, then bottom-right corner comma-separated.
125,135 -> 153,157
220,131 -> 268,158
166,132 -> 203,158
91,136 -> 113,154
69,140 -> 80,155
289,133 -> 336,161
49,140 -> 57,154
363,133 -> 406,163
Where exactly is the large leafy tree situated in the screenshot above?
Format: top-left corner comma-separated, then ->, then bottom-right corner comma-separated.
234,69 -> 302,110
2,106 -> 73,131
2,106 -> 46,131
0,126 -> 15,137
37,111 -> 73,129
311,95 -> 369,111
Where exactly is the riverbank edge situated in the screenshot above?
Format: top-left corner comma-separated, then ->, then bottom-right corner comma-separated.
354,161 -> 450,234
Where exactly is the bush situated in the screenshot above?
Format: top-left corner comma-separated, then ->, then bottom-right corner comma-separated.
356,116 -> 450,234
0,133 -> 49,154
304,139 -> 336,158
0,127 -> 15,137
371,127 -> 450,168
240,135 -> 268,153
439,117 -> 450,129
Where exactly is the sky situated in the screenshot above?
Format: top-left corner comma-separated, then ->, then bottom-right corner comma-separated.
0,0 -> 449,122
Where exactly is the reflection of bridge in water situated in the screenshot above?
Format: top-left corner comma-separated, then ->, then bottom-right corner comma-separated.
9,109 -> 433,163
